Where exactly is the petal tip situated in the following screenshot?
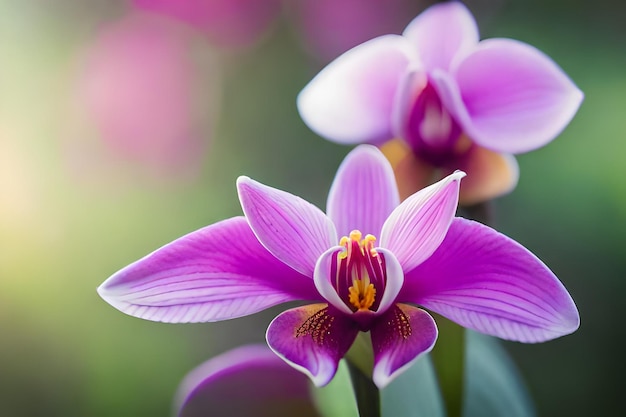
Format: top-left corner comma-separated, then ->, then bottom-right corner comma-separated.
235,175 -> 252,188
235,176 -> 254,201
353,143 -> 385,156
372,342 -> 436,389
340,144 -> 392,169
451,169 -> 467,180
96,282 -> 111,303
371,306 -> 438,389
266,336 -> 336,388
553,303 -> 581,338
96,276 -> 135,318
96,273 -> 124,307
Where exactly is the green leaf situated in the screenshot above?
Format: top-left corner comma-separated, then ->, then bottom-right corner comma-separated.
311,360 -> 359,417
381,355 -> 445,417
464,331 -> 536,417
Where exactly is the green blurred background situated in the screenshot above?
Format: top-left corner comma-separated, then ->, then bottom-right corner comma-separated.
1,0 -> 624,416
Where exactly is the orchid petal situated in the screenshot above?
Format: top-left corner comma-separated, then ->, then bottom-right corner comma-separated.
371,304 -> 438,388
266,304 -> 359,387
403,2 -> 478,72
441,38 -> 584,153
175,345 -> 317,417
237,176 -> 337,277
327,145 -> 399,237
314,247 -> 355,315
98,217 -> 318,323
390,67 -> 426,141
402,218 -> 580,342
297,35 -> 415,144
380,170 -> 464,273
374,248 -> 404,315
452,145 -> 519,205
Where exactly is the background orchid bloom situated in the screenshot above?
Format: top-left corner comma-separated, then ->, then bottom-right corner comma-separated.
98,145 -> 579,388
297,2 -> 583,204
132,0 -> 282,48
75,12 -> 215,179
175,345 -> 319,417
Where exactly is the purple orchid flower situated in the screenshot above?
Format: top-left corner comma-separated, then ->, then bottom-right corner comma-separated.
98,145 -> 578,388
297,2 -> 583,204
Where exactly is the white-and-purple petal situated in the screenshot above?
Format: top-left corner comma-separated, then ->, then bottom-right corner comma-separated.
297,35 -> 416,145
373,248 -> 405,315
237,176 -> 337,277
401,218 -> 580,342
371,304 -> 438,388
327,145 -> 400,237
443,38 -> 584,153
314,246 -> 355,315
403,2 -> 479,72
266,304 -> 359,386
98,217 -> 319,323
379,170 -> 464,273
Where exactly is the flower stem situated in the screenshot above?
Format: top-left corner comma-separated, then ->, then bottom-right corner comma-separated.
430,314 -> 465,417
345,333 -> 380,417
346,359 -> 380,417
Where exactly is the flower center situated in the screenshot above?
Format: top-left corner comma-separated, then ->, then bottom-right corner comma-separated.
405,79 -> 466,166
336,230 -> 386,312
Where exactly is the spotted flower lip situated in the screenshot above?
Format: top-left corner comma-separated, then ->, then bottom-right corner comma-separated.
297,2 -> 584,203
98,145 -> 579,388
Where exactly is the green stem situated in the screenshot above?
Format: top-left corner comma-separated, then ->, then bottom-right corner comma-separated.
430,315 -> 465,417
345,333 -> 380,417
346,359 -> 380,417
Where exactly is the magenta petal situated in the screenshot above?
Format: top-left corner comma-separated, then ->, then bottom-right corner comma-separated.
380,171 -> 464,273
98,217 -> 318,323
403,2 -> 478,72
266,304 -> 359,386
371,304 -> 438,388
449,38 -> 584,153
237,176 -> 337,277
402,218 -> 580,342
297,35 -> 415,144
327,145 -> 400,237
175,345 -> 317,417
